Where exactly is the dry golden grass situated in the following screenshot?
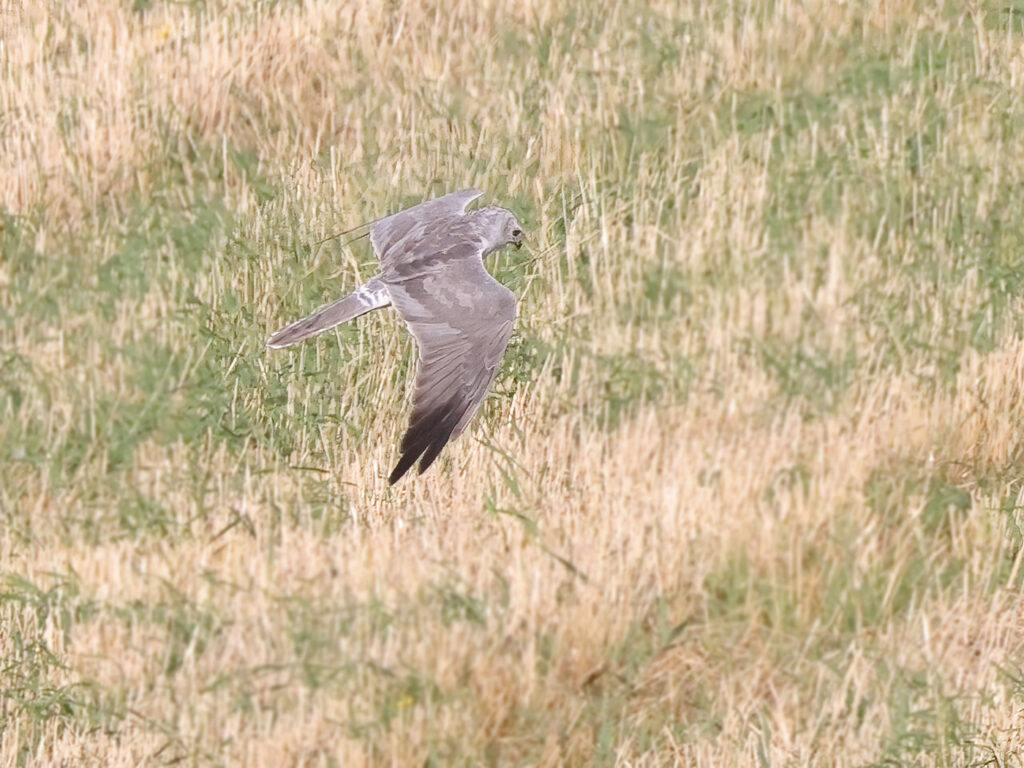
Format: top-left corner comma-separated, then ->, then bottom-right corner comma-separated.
4,0 -> 1024,765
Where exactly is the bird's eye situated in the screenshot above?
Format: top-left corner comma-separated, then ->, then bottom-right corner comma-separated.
512,228 -> 523,238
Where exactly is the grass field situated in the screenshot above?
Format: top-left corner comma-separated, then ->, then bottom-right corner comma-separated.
3,0 -> 1024,764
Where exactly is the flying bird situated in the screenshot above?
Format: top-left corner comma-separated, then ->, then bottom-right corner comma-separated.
267,189 -> 524,484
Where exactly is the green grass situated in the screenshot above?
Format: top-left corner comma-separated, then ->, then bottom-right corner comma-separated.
4,0 -> 1024,764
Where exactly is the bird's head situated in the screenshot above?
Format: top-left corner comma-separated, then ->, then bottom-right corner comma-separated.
474,206 -> 524,254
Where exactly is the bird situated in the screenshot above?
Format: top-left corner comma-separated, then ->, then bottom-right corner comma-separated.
267,189 -> 524,484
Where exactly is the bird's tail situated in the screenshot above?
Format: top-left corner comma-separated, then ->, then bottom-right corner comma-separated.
267,276 -> 390,348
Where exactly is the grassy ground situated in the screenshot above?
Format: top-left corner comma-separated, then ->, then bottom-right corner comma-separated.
3,0 -> 1024,764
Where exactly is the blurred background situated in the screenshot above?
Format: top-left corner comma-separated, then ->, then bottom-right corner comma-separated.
2,1 -> 1024,764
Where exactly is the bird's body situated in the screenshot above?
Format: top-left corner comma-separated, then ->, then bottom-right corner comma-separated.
267,189 -> 524,484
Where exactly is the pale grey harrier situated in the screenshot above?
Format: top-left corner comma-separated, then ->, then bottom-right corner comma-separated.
267,189 -> 524,484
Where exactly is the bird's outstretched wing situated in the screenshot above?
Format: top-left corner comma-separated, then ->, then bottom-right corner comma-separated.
383,250 -> 515,484
265,188 -> 479,348
371,189 -> 482,272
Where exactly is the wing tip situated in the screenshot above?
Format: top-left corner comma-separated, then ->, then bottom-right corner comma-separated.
386,451 -> 444,486
387,399 -> 465,484
388,457 -> 413,485
454,188 -> 484,207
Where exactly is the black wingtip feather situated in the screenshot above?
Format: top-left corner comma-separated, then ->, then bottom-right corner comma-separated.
388,456 -> 415,485
387,398 -> 464,484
